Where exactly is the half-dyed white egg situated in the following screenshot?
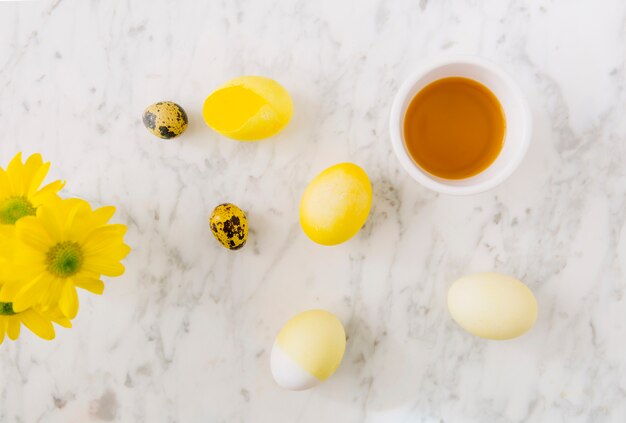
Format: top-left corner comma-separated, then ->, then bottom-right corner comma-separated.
271,310 -> 346,390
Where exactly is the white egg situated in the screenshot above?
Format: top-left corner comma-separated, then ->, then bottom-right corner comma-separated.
447,272 -> 538,340
270,310 -> 346,390
271,341 -> 320,391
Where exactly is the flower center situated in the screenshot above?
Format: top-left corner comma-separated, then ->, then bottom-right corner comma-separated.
0,196 -> 36,225
46,241 -> 84,278
0,302 -> 15,316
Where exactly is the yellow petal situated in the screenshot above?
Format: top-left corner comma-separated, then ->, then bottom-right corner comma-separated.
114,243 -> 131,260
76,268 -> 100,279
11,247 -> 47,268
30,204 -> 63,242
25,160 -> 50,197
49,312 -> 72,328
39,281 -> 62,311
74,276 -> 104,295
84,242 -> 129,261
0,319 -> 5,344
30,180 -> 65,208
6,153 -> 25,196
23,154 -> 44,176
82,226 -> 128,254
0,281 -> 22,302
83,257 -> 125,277
20,309 -> 55,340
61,202 -> 82,238
11,274 -> 47,312
59,199 -> 91,240
7,152 -> 24,170
69,209 -> 115,241
59,281 -> 79,319
0,169 -> 11,197
85,245 -> 131,264
0,222 -> 14,238
7,316 -> 20,340
15,216 -> 53,252
91,206 -> 116,226
8,153 -> 47,197
0,226 -> 15,259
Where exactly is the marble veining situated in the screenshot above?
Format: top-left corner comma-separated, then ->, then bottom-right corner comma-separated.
0,0 -> 625,422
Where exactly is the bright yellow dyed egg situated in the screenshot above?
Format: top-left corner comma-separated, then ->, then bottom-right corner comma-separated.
300,163 -> 372,246
271,310 -> 346,390
447,272 -> 538,340
202,76 -> 293,141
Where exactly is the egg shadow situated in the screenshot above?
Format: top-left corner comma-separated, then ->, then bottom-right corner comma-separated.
315,318 -> 420,412
177,108 -> 213,148
242,207 -> 273,257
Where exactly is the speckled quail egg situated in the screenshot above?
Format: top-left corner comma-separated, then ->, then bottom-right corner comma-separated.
209,203 -> 248,250
142,101 -> 188,139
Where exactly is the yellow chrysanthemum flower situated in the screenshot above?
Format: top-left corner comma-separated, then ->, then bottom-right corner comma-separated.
0,153 -> 64,226
0,301 -> 71,344
0,198 -> 130,319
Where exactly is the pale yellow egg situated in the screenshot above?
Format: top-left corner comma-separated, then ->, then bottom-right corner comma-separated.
447,272 -> 538,340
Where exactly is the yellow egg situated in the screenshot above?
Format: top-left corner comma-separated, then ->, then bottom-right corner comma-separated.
300,163 -> 372,246
142,101 -> 188,139
271,310 -> 346,390
447,272 -> 538,340
209,203 -> 248,250
202,76 -> 293,141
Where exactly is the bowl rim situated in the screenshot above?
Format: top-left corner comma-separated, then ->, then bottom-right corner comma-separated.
389,55 -> 532,196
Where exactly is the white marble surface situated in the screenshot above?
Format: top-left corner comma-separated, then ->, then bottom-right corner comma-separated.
1,0 -> 625,422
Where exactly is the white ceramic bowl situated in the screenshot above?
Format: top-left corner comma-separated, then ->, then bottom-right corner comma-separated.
389,56 -> 531,195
